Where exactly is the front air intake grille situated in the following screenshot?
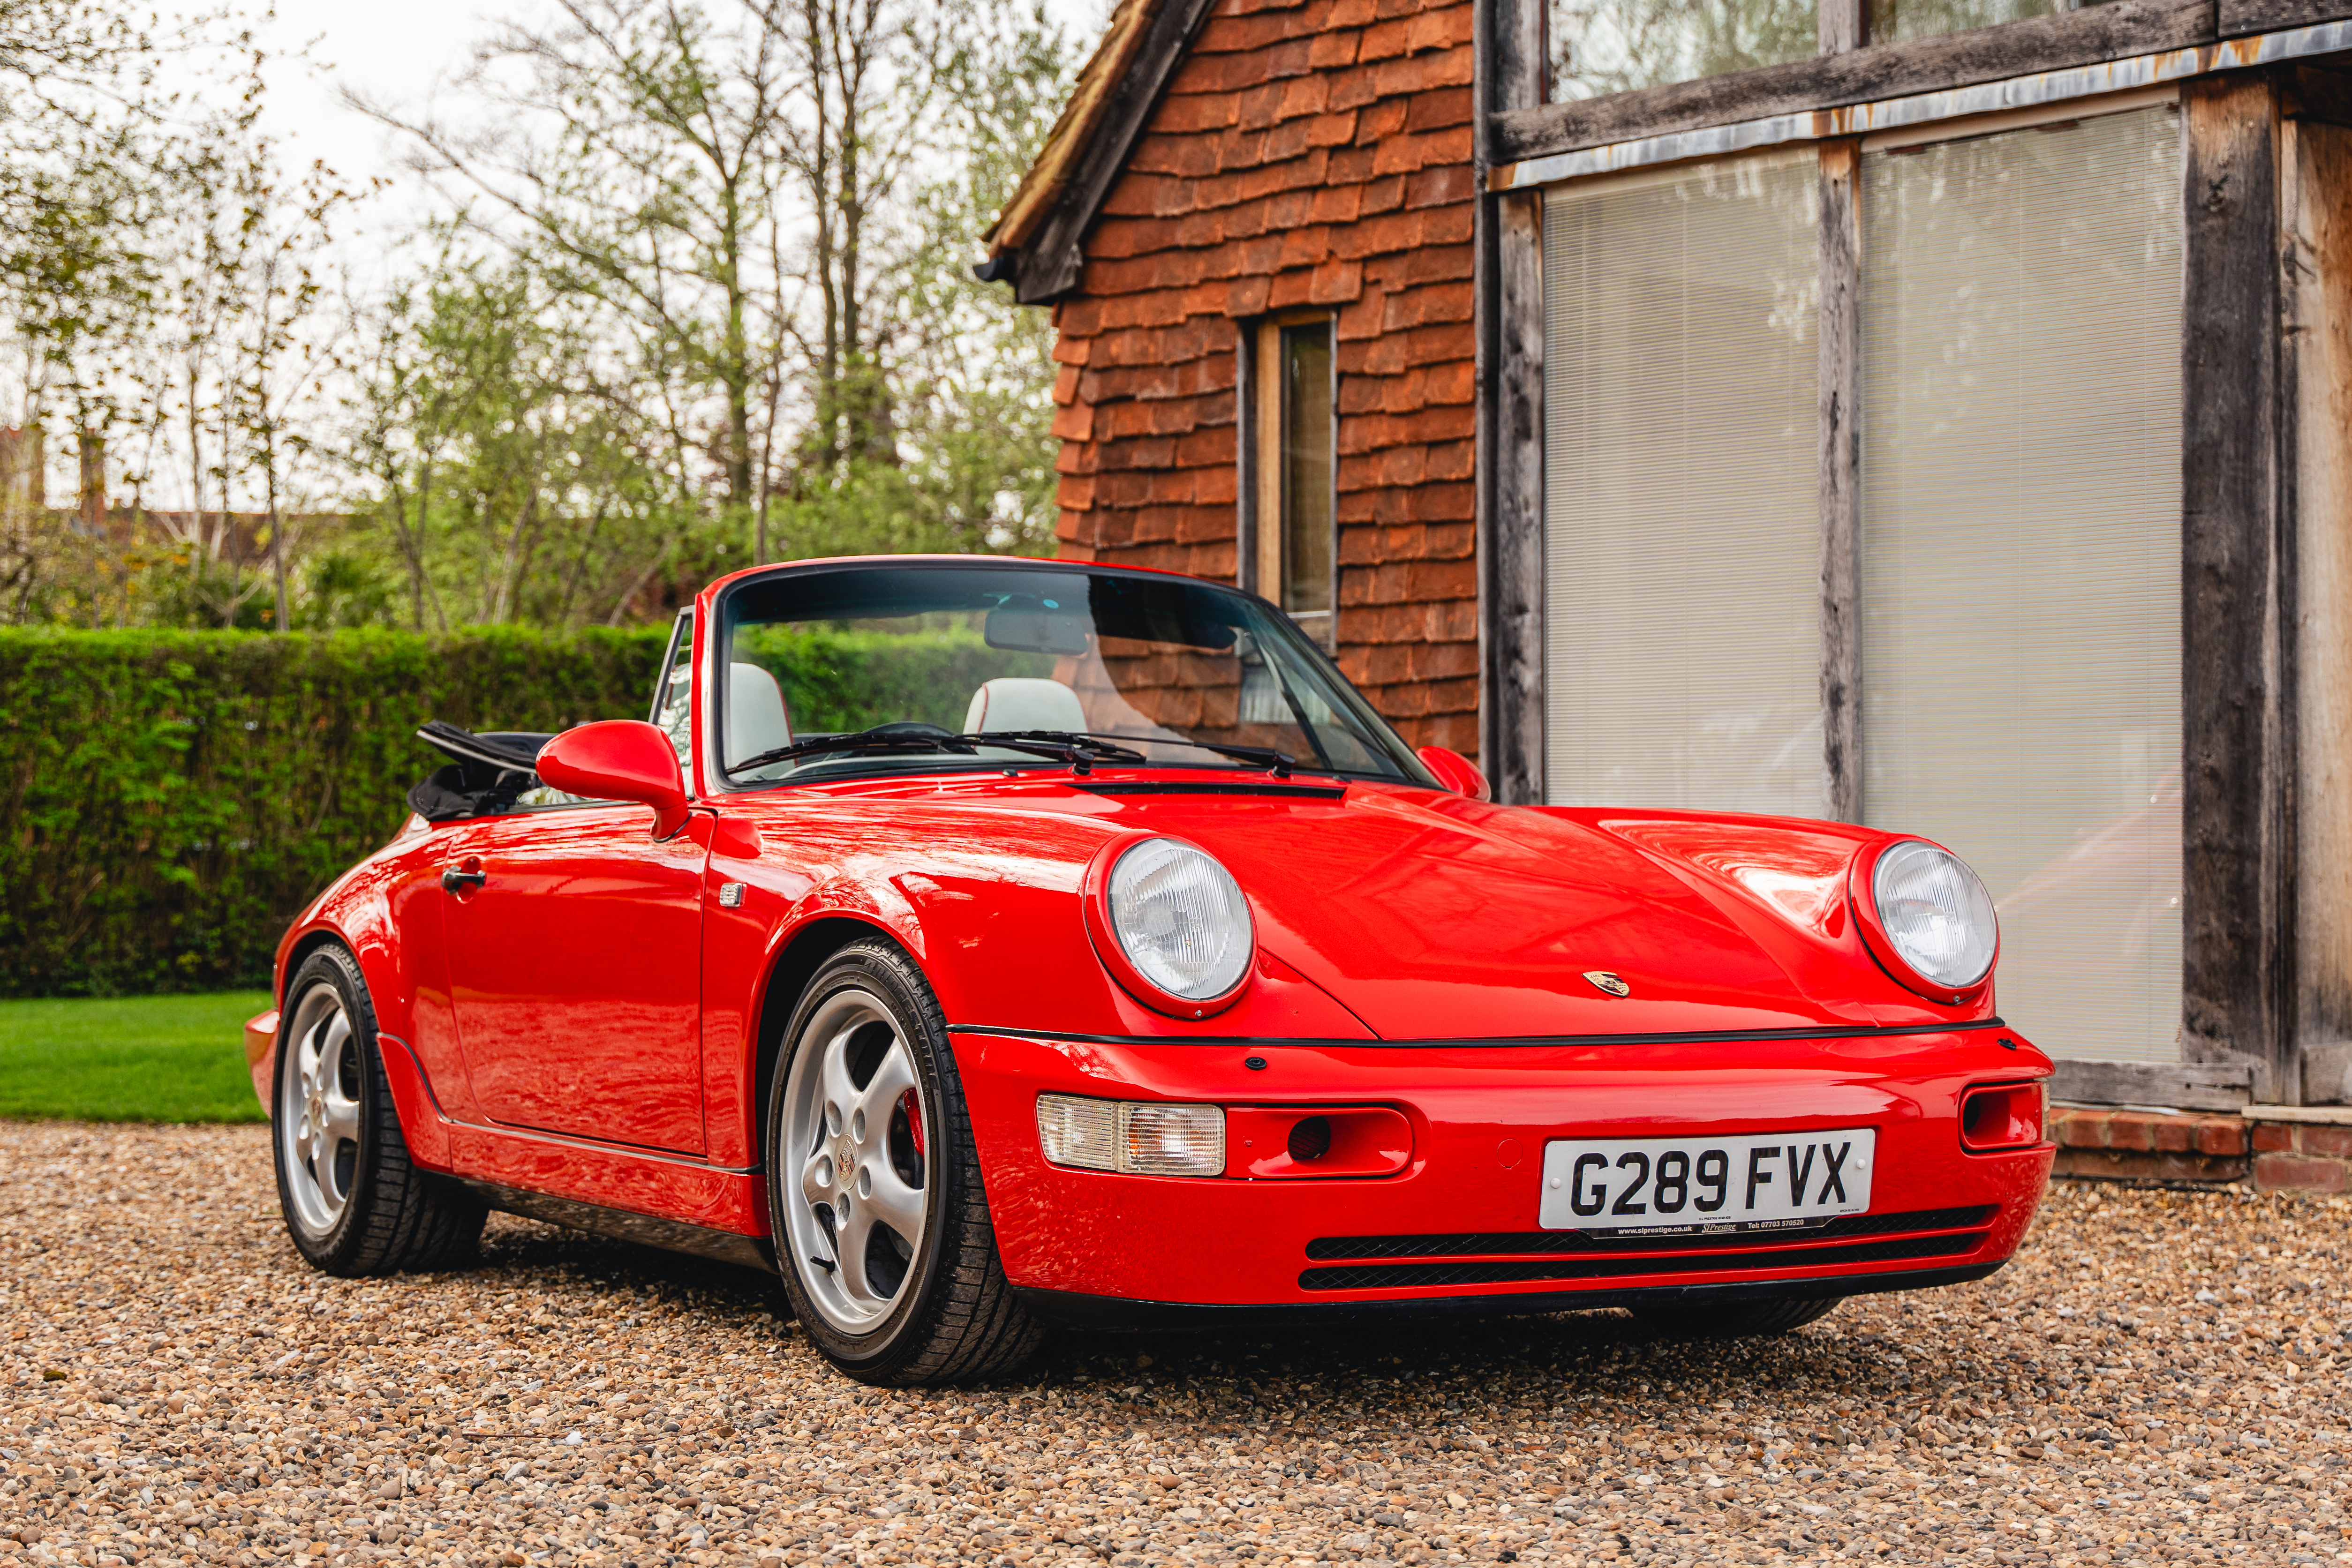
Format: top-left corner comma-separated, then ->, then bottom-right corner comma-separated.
1304,1205 -> 1998,1262
1298,1229 -> 1989,1292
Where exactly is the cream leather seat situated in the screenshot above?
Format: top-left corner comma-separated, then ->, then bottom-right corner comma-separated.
727,662 -> 794,768
965,678 -> 1086,749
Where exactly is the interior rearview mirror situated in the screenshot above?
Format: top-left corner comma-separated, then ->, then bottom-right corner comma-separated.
985,606 -> 1092,656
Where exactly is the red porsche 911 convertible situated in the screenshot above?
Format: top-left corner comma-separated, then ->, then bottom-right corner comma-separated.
247,555 -> 2052,1385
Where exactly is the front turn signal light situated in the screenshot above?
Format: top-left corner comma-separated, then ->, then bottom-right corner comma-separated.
1037,1094 -> 1225,1176
1960,1082 -> 2045,1151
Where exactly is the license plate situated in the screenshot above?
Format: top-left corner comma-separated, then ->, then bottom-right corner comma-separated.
1537,1129 -> 1877,1233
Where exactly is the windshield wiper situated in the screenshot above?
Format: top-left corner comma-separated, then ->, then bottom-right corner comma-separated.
727,724 -> 1142,778
985,730 -> 1294,779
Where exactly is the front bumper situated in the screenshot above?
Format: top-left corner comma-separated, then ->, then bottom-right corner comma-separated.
950,1026 -> 2052,1313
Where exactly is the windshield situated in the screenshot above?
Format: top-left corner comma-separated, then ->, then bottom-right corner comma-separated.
715,562 -> 1431,786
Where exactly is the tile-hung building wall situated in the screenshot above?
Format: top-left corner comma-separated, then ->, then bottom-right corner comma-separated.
1043,0 -> 1486,755
1489,0 -> 2352,1098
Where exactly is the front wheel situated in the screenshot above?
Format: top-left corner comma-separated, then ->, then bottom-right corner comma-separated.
272,945 -> 485,1276
767,939 -> 1043,1385
1629,1294 -> 1840,1338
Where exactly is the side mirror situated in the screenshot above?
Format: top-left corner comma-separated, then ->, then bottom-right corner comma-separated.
537,720 -> 692,839
1416,744 -> 1491,803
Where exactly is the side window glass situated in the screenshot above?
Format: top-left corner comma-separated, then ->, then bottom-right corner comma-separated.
654,612 -> 695,769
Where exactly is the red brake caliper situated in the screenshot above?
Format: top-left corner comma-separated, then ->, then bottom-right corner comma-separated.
898,1088 -> 925,1158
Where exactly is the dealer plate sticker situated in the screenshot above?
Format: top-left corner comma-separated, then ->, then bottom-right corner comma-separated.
1537,1129 -> 1876,1233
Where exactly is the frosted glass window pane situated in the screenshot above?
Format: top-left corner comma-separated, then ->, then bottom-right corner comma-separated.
1543,157 -> 1826,815
1548,0 -> 1814,102
1861,105 -> 2182,1063
1866,0 -> 2120,48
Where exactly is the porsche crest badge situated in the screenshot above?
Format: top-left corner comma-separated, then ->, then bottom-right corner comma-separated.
1583,970 -> 1632,998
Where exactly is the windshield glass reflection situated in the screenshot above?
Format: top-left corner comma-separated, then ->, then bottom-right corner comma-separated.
715,563 -> 1428,786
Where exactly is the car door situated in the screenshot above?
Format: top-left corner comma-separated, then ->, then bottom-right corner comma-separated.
438,802 -> 709,1155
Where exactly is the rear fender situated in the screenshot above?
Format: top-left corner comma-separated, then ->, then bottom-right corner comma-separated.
260,842 -> 455,1159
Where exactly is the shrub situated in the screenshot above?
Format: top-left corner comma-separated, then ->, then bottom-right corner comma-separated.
737,624 -> 1049,733
0,627 -> 668,997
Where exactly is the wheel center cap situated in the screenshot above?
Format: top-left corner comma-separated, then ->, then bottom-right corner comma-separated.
836,1135 -> 856,1175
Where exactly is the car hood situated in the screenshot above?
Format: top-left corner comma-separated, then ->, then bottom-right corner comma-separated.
1105,786 -> 1962,1039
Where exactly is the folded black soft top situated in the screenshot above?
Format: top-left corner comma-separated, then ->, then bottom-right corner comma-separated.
407,722 -> 556,822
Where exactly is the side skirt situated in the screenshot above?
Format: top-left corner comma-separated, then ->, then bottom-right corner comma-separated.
1014,1262 -> 2003,1331
463,1181 -> 777,1274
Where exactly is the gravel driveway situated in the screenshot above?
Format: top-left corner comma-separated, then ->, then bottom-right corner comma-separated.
1,1119 -> 2346,1568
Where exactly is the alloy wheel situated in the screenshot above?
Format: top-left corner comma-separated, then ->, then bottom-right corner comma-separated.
780,988 -> 931,1334
278,983 -> 362,1238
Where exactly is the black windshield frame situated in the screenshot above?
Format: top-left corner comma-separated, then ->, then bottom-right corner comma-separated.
707,558 -> 1439,793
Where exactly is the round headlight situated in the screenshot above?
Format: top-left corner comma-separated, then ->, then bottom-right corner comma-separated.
1107,839 -> 1254,1001
1871,840 -> 1998,990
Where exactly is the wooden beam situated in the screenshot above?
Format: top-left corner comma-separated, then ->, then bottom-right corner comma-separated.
1821,0 -> 1865,54
1237,323 -> 1266,599
1010,0 -> 1222,304
1493,0 -> 2215,165
2181,73 -> 2294,1098
2308,1041 -> 2352,1103
1477,0 -> 1547,800
1481,192 -> 1547,804
1817,140 -> 1863,823
2048,1058 -> 2263,1111
2283,63 -> 2352,126
1490,0 -> 1546,110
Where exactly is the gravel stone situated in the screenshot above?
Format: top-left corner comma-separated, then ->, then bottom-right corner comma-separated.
1,1120 -> 2346,1567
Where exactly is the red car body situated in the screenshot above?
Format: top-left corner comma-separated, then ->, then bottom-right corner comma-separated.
249,558 -> 2053,1328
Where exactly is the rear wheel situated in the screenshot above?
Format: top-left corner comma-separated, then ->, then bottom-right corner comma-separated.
767,939 -> 1043,1385
1630,1294 -> 1840,1338
273,945 -> 485,1276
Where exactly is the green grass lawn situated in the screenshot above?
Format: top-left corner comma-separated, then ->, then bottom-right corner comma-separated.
0,990 -> 273,1122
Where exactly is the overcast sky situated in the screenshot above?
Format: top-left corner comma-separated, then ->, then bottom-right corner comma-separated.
261,0 -> 491,200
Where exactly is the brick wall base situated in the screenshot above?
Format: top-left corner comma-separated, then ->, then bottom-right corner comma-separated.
2049,1106 -> 2250,1184
2251,1118 -> 2352,1193
2051,1103 -> 2352,1191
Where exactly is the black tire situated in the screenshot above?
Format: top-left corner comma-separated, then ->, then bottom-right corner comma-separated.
1630,1294 -> 1841,1338
272,945 -> 486,1276
766,939 -> 1044,1385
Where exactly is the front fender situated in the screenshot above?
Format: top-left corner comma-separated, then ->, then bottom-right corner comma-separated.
694,811 -> 1374,1168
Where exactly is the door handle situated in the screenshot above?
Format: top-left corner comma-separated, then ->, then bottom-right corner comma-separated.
442,868 -> 487,894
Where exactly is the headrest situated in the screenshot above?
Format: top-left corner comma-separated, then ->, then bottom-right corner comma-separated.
965,677 -> 1086,737
726,662 -> 793,766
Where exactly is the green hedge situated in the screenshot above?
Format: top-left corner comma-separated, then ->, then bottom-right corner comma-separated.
0,628 -> 669,997
739,624 -> 1049,733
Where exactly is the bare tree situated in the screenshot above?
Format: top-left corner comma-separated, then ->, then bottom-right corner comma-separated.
771,0 -> 945,475
354,0 -> 792,526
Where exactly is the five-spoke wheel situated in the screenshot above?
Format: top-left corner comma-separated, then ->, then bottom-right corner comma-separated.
270,945 -> 485,1276
781,989 -> 932,1332
766,940 -> 1041,1384
278,981 -> 363,1239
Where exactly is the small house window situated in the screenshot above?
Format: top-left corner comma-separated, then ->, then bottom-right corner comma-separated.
1252,317 -> 1335,647
1549,0 -> 1815,101
1545,0 -> 2128,100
